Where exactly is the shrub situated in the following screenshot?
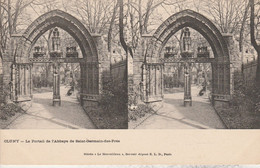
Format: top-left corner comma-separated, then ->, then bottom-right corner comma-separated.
0,103 -> 24,120
230,72 -> 260,114
99,78 -> 127,115
90,78 -> 128,129
128,104 -> 155,121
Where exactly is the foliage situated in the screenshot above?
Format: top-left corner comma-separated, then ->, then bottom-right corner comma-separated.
94,78 -> 128,128
164,75 -> 183,88
0,102 -> 24,120
0,76 -> 24,121
32,75 -> 53,88
219,72 -> 260,128
127,80 -> 157,122
99,78 -> 128,113
128,82 -> 144,106
128,104 -> 156,121
230,72 -> 260,114
1,81 -> 10,104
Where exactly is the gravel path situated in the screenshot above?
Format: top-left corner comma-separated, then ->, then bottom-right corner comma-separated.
6,86 -> 96,129
135,86 -> 226,129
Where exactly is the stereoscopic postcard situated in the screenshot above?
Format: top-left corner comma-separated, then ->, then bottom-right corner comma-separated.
0,0 -> 260,166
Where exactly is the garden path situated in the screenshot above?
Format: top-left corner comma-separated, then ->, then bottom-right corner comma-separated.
6,86 -> 96,129
133,86 -> 226,129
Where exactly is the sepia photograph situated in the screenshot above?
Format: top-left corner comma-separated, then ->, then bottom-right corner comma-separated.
0,0 -> 260,130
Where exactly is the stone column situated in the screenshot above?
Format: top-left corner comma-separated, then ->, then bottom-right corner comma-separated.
92,33 -> 109,95
184,62 -> 192,107
160,64 -> 164,97
53,62 -> 61,106
10,64 -> 16,101
30,64 -> 33,98
222,33 -> 240,96
79,62 -> 85,105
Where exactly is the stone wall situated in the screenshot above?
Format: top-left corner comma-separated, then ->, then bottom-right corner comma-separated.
1,53 -> 13,103
111,58 -> 126,83
222,34 -> 241,97
243,60 -> 257,86
92,34 -> 110,94
80,34 -> 110,117
223,34 -> 241,70
130,35 -> 151,105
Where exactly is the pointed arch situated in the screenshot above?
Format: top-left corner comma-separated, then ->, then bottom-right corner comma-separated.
13,10 -> 100,103
17,9 -> 98,62
143,9 -> 232,104
148,9 -> 229,62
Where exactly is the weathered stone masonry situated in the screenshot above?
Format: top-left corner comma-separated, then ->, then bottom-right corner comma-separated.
1,10 -> 110,112
130,10 -> 239,108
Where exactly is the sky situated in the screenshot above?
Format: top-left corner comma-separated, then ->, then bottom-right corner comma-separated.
20,0 -> 211,33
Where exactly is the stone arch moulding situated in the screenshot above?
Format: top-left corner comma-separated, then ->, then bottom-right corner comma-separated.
12,10 -> 100,103
142,9 -> 232,105
16,9 -> 98,62
147,9 -> 229,61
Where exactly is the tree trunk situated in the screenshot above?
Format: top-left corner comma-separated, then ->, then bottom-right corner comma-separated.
256,51 -> 260,85
239,1 -> 250,73
7,0 -> 12,36
0,0 -> 3,60
108,1 -> 118,52
239,2 -> 250,53
250,0 -> 260,86
118,0 -> 133,57
143,0 -> 152,34
138,0 -> 142,35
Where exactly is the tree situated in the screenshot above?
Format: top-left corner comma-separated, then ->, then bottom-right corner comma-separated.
203,0 -> 246,34
118,0 -> 183,53
250,0 -> 260,85
108,0 -> 119,52
202,0 -> 252,61
239,1 -> 250,53
119,0 -> 133,57
71,0 -> 115,34
0,0 -> 35,102
0,0 -> 36,59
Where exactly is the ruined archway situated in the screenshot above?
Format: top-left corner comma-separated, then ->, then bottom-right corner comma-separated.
141,9 -> 231,105
12,10 -> 100,104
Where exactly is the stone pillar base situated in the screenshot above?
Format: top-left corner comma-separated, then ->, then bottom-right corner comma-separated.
145,100 -> 163,111
184,98 -> 192,107
53,98 -> 61,106
17,101 -> 32,111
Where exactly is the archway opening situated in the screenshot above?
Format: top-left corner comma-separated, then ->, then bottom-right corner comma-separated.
12,10 -> 100,105
144,10 -> 231,106
162,27 -> 213,106
30,28 -> 82,105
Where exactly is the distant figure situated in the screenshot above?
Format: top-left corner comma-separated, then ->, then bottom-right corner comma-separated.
199,86 -> 206,96
66,86 -> 74,96
199,78 -> 207,96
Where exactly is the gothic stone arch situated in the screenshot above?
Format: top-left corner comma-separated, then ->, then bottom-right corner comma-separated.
140,9 -> 232,106
11,10 -> 101,104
